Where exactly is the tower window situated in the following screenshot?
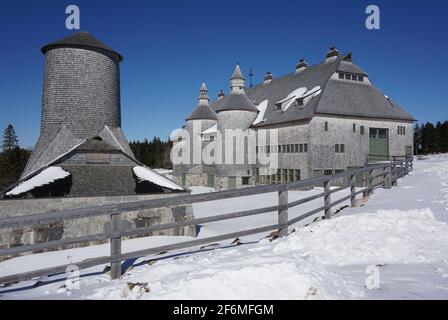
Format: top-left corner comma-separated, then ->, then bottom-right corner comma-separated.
324,122 -> 328,131
360,126 -> 365,135
353,123 -> 356,133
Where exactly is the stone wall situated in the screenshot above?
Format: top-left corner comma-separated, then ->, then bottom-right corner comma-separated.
0,194 -> 195,261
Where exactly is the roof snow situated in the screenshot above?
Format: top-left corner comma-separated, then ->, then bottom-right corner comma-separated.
202,124 -> 217,135
6,166 -> 71,196
276,86 -> 321,111
253,99 -> 269,125
133,166 -> 183,190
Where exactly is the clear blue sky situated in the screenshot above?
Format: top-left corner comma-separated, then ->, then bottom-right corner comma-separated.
1,0 -> 447,148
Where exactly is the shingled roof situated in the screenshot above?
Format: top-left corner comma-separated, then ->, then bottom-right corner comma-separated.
212,54 -> 414,126
214,93 -> 259,113
186,103 -> 217,121
41,31 -> 123,61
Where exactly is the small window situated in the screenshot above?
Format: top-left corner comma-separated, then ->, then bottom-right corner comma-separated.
324,122 -> 328,131
360,126 -> 365,135
299,144 -> 304,153
296,98 -> 304,107
345,74 -> 351,80
335,144 -> 339,153
242,177 -> 250,185
278,145 -> 281,153
339,73 -> 344,79
324,169 -> 333,176
358,75 -> 364,82
286,145 -> 290,153
403,127 -> 406,135
276,104 -> 282,110
351,75 -> 357,81
210,136 -> 214,142
353,123 -> 356,133
304,144 -> 308,152
340,144 -> 345,153
282,145 -> 286,153
295,169 -> 301,181
177,137 -> 182,142
294,144 -> 299,153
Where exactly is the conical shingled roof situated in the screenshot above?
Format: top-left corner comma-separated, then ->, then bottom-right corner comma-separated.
231,64 -> 245,80
214,93 -> 259,113
41,31 -> 123,61
186,82 -> 217,121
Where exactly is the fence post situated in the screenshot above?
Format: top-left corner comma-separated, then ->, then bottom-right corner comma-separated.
278,186 -> 288,237
350,174 -> 356,207
384,165 -> 392,189
392,160 -> 398,186
324,180 -> 331,219
110,213 -> 122,280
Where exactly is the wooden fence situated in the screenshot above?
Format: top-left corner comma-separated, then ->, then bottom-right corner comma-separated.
0,157 -> 413,285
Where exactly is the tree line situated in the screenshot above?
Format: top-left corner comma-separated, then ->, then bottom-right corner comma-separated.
129,137 -> 173,169
0,124 -> 31,191
413,121 -> 448,155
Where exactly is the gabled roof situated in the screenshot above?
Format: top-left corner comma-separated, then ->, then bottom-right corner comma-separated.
211,54 -> 415,126
41,31 -> 123,62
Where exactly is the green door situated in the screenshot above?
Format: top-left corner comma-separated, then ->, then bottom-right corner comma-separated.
207,174 -> 215,188
369,128 -> 389,161
228,177 -> 236,189
181,173 -> 186,186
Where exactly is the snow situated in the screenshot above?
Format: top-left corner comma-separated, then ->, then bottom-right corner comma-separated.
201,124 -> 217,135
6,166 -> 70,196
275,86 -> 321,111
252,99 -> 268,125
2,154 -> 448,299
133,166 -> 183,190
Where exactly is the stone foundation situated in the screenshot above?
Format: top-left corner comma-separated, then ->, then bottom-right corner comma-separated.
0,194 -> 195,261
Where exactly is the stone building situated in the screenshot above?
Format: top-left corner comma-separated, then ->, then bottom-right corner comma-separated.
173,47 -> 415,190
1,31 -> 183,199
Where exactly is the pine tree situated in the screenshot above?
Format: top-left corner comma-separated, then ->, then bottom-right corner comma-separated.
2,124 -> 19,152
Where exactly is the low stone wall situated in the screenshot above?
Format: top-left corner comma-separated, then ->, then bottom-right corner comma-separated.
0,194 -> 195,261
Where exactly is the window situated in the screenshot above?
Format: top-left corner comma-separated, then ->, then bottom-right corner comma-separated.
210,136 -> 214,142
295,169 -> 301,181
177,137 -> 182,142
276,104 -> 282,110
277,169 -> 281,182
353,123 -> 356,133
351,75 -> 357,81
358,75 -> 364,82
267,146 -> 270,154
282,145 -> 286,153
294,144 -> 299,153
325,122 -> 328,131
360,126 -> 365,135
398,126 -> 406,135
282,169 -> 288,182
304,144 -> 308,152
278,145 -> 281,153
324,169 -> 334,176
339,73 -> 344,79
242,177 -> 250,185
296,98 -> 304,107
289,169 -> 294,182
286,145 -> 291,153
335,144 -> 345,153
345,74 -> 351,80
299,144 -> 304,153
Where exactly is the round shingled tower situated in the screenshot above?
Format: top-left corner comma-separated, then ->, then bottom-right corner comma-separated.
40,31 -> 122,139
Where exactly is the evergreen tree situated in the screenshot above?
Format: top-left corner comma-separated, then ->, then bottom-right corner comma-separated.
2,124 -> 19,152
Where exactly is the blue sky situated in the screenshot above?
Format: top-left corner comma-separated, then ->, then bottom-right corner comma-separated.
0,0 -> 447,148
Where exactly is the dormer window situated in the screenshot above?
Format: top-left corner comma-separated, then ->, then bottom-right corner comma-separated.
296,98 -> 304,107
339,72 -> 365,82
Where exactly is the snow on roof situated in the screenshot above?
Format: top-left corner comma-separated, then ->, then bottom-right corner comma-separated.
202,124 -> 217,135
6,166 -> 71,196
253,99 -> 269,125
276,86 -> 321,112
133,166 -> 183,190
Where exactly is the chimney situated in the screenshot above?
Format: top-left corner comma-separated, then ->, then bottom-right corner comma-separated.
217,90 -> 225,100
295,58 -> 308,74
325,47 -> 340,63
263,71 -> 274,84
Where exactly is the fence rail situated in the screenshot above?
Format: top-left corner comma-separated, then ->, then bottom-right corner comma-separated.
0,157 -> 413,285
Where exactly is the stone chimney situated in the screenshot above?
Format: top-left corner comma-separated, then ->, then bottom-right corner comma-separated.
263,72 -> 274,84
325,47 -> 340,63
295,58 -> 308,74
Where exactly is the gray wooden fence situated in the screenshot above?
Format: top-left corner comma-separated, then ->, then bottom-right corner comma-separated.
0,157 -> 413,285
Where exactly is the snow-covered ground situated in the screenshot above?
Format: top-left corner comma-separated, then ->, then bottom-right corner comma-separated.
1,155 -> 448,299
